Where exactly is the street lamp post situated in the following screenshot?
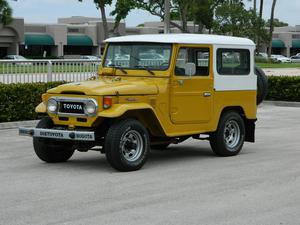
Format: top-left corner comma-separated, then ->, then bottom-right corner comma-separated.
164,0 -> 170,34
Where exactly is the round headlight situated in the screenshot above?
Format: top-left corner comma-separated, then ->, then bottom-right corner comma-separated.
85,100 -> 97,115
47,98 -> 58,113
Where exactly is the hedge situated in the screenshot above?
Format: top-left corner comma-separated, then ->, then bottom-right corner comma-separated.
0,82 -> 64,123
266,76 -> 300,102
0,76 -> 299,123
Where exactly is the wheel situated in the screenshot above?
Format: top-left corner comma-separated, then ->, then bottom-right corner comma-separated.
105,119 -> 150,172
151,143 -> 170,150
33,117 -> 74,163
255,66 -> 268,105
210,111 -> 245,156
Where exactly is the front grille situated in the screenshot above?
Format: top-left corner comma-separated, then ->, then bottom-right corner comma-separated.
59,102 -> 85,114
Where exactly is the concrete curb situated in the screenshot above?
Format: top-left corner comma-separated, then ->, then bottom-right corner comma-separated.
0,120 -> 38,130
263,101 -> 300,108
0,101 -> 299,130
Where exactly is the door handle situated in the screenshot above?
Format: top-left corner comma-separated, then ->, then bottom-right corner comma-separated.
203,92 -> 211,97
178,80 -> 184,86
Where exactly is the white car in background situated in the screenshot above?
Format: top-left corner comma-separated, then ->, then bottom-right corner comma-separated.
290,55 -> 300,63
80,55 -> 101,60
256,52 -> 268,59
3,55 -> 32,65
80,55 -> 101,66
271,55 -> 292,63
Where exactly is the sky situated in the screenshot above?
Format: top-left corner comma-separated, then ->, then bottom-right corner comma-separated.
9,0 -> 300,27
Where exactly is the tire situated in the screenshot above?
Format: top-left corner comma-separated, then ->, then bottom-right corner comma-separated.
255,66 -> 268,105
105,119 -> 150,172
210,111 -> 245,156
33,117 -> 74,163
151,143 -> 170,150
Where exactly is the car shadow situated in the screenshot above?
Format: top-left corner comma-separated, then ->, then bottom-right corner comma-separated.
40,143 -> 249,172
148,145 -> 215,165
62,148 -> 213,172
39,153 -> 113,172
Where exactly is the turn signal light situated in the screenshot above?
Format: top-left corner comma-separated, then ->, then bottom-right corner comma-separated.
103,96 -> 112,109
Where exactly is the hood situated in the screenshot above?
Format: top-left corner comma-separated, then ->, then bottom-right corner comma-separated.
47,76 -> 159,96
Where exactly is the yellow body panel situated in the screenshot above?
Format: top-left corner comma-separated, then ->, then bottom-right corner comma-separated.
35,102 -> 47,114
38,43 -> 257,137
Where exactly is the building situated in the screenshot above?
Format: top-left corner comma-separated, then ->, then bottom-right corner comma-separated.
0,16 -> 126,58
1,16 -> 300,58
0,17 -> 205,59
0,18 -> 24,58
270,26 -> 300,57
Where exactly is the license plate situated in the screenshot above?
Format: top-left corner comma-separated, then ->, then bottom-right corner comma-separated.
34,128 -> 95,141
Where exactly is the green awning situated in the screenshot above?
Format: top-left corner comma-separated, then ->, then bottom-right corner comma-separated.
292,40 -> 300,48
67,35 -> 93,46
272,40 -> 285,48
25,34 -> 55,46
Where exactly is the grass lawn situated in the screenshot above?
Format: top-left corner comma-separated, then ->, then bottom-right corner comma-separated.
256,63 -> 300,68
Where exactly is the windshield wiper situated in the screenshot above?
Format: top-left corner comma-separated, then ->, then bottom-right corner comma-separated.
110,65 -> 128,74
134,66 -> 155,75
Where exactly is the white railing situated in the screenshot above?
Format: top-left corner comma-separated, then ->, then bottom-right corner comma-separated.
0,59 -> 100,84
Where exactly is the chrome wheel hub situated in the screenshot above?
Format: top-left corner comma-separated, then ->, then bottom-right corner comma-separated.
120,130 -> 143,162
224,120 -> 240,150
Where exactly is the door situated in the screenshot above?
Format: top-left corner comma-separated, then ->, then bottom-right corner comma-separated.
170,46 -> 213,124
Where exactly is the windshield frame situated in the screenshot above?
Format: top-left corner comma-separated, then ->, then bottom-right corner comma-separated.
102,42 -> 173,72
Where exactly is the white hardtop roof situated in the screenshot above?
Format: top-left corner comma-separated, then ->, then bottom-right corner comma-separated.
105,34 -> 255,46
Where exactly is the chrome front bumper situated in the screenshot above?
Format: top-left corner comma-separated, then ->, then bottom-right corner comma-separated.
19,127 -> 95,141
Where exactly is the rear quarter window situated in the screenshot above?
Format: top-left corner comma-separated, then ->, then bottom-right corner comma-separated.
217,49 -> 250,75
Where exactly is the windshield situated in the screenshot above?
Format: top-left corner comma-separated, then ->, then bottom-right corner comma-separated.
104,43 -> 172,71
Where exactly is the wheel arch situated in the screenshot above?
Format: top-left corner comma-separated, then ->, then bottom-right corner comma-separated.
98,104 -> 166,137
119,109 -> 166,137
218,106 -> 256,143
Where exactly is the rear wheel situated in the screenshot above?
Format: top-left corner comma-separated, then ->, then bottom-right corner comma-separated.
33,117 -> 74,163
210,111 -> 245,156
105,119 -> 150,171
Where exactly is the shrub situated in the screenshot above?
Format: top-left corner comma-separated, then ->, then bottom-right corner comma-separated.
255,57 -> 279,64
0,82 -> 64,122
0,76 -> 300,123
266,76 -> 300,102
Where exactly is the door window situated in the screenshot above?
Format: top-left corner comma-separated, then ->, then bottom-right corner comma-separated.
175,48 -> 210,76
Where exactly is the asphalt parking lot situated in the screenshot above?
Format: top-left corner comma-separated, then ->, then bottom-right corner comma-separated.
0,104 -> 299,225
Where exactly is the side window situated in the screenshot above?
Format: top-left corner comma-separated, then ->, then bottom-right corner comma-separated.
217,49 -> 250,75
175,47 -> 210,76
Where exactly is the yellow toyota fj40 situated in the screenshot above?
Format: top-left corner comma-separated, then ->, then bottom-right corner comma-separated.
19,34 -> 268,171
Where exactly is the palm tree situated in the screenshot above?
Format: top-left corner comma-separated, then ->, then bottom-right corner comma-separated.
268,0 -> 278,57
259,0 -> 264,18
253,0 -> 257,12
0,0 -> 13,25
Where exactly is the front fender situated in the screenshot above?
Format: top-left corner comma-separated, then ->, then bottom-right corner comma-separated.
98,103 -> 154,118
35,102 -> 47,114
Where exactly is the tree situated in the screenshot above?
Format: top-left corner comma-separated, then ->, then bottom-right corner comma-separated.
213,0 -> 268,45
79,0 -> 112,39
191,0 -> 225,33
0,0 -> 13,25
110,0 -> 138,33
111,0 -> 188,33
268,0 -> 278,57
112,0 -> 227,33
266,18 -> 288,27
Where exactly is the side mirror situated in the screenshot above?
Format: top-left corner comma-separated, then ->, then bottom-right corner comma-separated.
185,63 -> 196,76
